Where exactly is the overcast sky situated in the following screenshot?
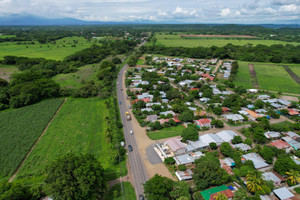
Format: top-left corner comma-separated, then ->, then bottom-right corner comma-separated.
0,0 -> 300,23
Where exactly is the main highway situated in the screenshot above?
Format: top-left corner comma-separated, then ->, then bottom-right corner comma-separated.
116,63 -> 148,199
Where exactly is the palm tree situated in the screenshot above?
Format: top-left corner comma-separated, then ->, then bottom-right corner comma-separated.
246,172 -> 263,193
214,192 -> 227,200
195,107 -> 202,118
286,170 -> 300,186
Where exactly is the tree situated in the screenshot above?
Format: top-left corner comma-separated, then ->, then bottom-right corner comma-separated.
274,156 -> 298,175
178,164 -> 187,171
213,107 -> 222,115
143,174 -> 174,200
243,138 -> 253,146
181,126 -> 199,142
169,181 -> 191,200
233,188 -> 247,200
246,172 -> 263,193
260,146 -> 275,164
179,110 -> 194,122
286,170 -> 300,186
45,153 -> 107,200
220,142 -> 233,157
232,136 -> 243,144
0,182 -> 34,200
213,192 -> 227,200
193,153 -> 230,190
164,157 -> 175,165
211,119 -> 224,128
254,100 -> 264,109
209,142 -> 217,150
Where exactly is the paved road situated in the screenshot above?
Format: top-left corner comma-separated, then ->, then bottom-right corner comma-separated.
117,64 -> 148,199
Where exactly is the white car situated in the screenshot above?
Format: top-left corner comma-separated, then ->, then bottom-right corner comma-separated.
117,82 -> 119,85
130,130 -> 134,135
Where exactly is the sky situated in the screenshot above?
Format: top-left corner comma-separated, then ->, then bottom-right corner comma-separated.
0,0 -> 300,24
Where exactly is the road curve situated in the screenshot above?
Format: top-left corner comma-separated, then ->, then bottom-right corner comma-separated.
117,64 -> 148,199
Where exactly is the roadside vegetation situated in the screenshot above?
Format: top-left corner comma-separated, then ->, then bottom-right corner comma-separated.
104,182 -> 137,200
147,125 -> 186,140
0,98 -> 64,179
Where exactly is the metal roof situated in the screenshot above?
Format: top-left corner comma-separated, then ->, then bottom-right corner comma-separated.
273,187 -> 294,200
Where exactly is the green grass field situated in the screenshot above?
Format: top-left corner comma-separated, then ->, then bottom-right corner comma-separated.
0,35 -> 16,38
255,64 -> 300,93
104,182 -> 136,200
154,34 -> 300,48
147,125 -> 186,140
17,98 -> 126,182
53,64 -> 99,88
0,98 -> 64,179
289,65 -> 300,77
0,36 -> 97,60
234,61 -> 252,88
0,64 -> 19,81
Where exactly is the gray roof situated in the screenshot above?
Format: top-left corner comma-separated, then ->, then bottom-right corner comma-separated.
147,115 -> 158,122
174,154 -> 195,165
242,153 -> 268,169
232,143 -> 251,151
264,131 -> 281,139
273,187 -> 294,200
262,172 -> 281,183
287,140 -> 300,150
223,114 -> 244,121
175,169 -> 193,181
223,157 -> 235,167
216,130 -> 237,142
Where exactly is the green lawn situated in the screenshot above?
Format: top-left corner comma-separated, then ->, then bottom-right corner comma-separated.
154,34 -> 300,48
0,98 -> 64,179
53,64 -> 99,88
0,36 -> 97,60
136,59 -> 145,65
0,35 -> 16,38
0,64 -> 19,82
289,65 -> 300,77
234,61 -> 252,88
147,125 -> 186,140
255,64 -> 300,93
16,98 -> 127,182
104,182 -> 136,200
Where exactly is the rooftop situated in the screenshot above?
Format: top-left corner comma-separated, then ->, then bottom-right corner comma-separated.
200,185 -> 232,200
242,153 -> 268,169
269,140 -> 290,149
273,187 -> 294,200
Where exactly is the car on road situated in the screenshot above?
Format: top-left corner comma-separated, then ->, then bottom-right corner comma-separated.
139,195 -> 144,200
128,145 -> 133,152
128,105 -> 131,109
119,101 -> 122,105
117,81 -> 119,85
121,88 -> 123,91
130,130 -> 133,135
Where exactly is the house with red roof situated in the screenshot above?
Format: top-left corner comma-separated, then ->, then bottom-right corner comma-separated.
132,98 -> 150,104
194,118 -> 212,128
201,74 -> 215,81
288,109 -> 299,116
190,88 -> 199,91
269,140 -> 291,151
222,107 -> 230,113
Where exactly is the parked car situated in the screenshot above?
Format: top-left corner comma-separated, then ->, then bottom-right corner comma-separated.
139,195 -> 144,200
128,145 -> 133,152
128,105 -> 131,109
130,130 -> 133,135
119,101 -> 122,105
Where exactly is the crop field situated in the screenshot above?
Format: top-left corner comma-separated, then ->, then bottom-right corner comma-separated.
0,98 -> 64,179
154,34 -> 300,48
234,61 -> 252,88
0,35 -> 16,38
17,98 -> 126,182
0,36 -> 97,60
289,65 -> 300,77
104,182 -> 136,200
147,125 -> 186,140
53,64 -> 99,88
0,64 -> 19,81
255,64 -> 300,93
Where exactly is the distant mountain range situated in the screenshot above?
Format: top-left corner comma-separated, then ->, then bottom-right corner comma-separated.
0,14 -> 299,27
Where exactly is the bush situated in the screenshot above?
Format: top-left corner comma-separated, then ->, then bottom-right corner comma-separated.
232,136 -> 243,144
294,187 -> 300,194
164,157 -> 175,165
209,142 -> 217,150
178,164 -> 186,171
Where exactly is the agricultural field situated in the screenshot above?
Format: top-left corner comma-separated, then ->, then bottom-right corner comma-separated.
16,98 -> 126,182
0,98 -> 64,179
234,61 -> 252,88
147,125 -> 186,140
104,182 -> 136,200
0,35 -> 16,38
289,65 -> 300,77
53,64 -> 99,88
0,36 -> 97,60
154,34 -> 300,48
255,64 -> 300,94
0,64 -> 19,81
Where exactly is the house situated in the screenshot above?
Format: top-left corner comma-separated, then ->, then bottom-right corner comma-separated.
232,143 -> 252,151
271,103 -> 286,110
194,118 -> 212,128
247,89 -> 258,93
246,110 -> 263,120
201,73 -> 214,81
132,98 -> 150,104
220,158 -> 234,175
288,109 -> 299,116
160,111 -> 176,117
137,93 -> 153,100
165,138 -> 186,156
285,131 -> 300,140
222,107 -> 230,113
242,153 -> 268,169
188,134 -> 224,151
223,114 -> 244,123
273,187 -> 294,200
258,95 -> 270,100
264,131 -> 281,140
199,98 -> 211,103
129,87 -> 143,92
262,172 -> 283,185
141,108 -> 153,112
146,102 -> 161,108
174,154 -> 195,165
175,169 -> 193,181
200,185 -> 234,200
178,80 -> 194,87
277,99 -> 291,107
146,115 -> 158,122
216,130 -> 237,143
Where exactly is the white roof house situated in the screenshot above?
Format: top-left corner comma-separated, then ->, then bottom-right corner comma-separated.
264,131 -> 281,139
273,187 -> 294,200
160,111 -> 176,116
242,153 -> 268,169
175,169 -> 193,181
223,114 -> 244,122
262,172 -> 281,185
174,154 -> 195,165
232,143 -> 251,151
216,130 -> 237,143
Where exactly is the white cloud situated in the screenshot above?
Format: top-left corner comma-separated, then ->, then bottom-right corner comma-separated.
279,4 -> 299,11
220,8 -> 231,16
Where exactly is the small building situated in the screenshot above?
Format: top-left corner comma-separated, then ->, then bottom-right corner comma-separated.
288,109 -> 300,116
216,130 -> 237,143
132,98 -> 150,104
146,115 -> 158,122
246,110 -> 263,120
232,143 -> 252,151
269,140 -> 290,150
165,138 -> 186,156
174,154 -> 194,165
262,172 -> 282,185
273,187 -> 294,200
175,169 -> 193,181
194,118 -> 212,128
160,110 -> 176,117
199,98 -> 211,103
222,107 -> 230,113
223,114 -> 244,123
242,153 -> 268,169
258,95 -> 270,100
264,131 -> 281,140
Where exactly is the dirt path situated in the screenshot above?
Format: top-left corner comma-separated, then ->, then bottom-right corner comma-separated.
282,65 -> 300,85
8,98 -> 68,182
248,64 -> 260,89
212,60 -> 223,74
122,69 -> 176,181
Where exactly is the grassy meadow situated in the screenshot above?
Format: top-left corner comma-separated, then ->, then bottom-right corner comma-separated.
154,34 -> 300,48
0,64 -> 19,81
147,125 -> 186,140
16,98 -> 126,182
0,36 -> 97,60
53,64 -> 99,88
0,35 -> 16,38
0,98 -> 64,179
289,65 -> 300,77
104,182 -> 136,200
234,61 -> 252,88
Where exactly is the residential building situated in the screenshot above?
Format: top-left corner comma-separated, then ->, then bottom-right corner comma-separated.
165,138 -> 186,156
175,169 -> 193,181
242,153 -> 268,169
264,131 -> 281,139
223,114 -> 244,123
232,143 -> 252,151
273,187 -> 294,200
194,118 -> 212,128
216,130 -> 237,143
146,115 -> 158,122
262,172 -> 283,185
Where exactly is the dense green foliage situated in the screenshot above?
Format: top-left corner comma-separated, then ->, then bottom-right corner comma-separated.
45,153 -> 107,200
143,174 -> 174,200
0,98 -> 64,178
0,181 -> 42,200
273,155 -> 299,175
181,126 -> 199,142
103,182 -> 136,200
